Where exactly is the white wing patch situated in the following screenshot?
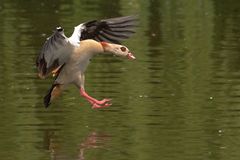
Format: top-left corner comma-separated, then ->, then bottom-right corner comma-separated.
68,24 -> 85,46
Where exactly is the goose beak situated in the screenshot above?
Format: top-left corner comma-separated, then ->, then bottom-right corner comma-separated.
127,53 -> 136,60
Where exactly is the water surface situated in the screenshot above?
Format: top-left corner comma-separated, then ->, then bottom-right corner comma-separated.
1,0 -> 240,160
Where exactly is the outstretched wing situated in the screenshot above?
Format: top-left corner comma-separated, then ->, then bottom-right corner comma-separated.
69,15 -> 137,44
36,16 -> 137,78
36,27 -> 73,79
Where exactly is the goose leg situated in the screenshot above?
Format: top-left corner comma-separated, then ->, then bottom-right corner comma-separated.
80,88 -> 112,109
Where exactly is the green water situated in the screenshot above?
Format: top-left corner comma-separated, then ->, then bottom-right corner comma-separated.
1,0 -> 240,160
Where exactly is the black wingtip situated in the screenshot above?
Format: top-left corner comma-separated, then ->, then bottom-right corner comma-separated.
44,93 -> 51,108
43,84 -> 56,108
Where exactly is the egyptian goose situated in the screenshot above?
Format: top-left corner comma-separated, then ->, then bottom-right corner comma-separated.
36,16 -> 137,109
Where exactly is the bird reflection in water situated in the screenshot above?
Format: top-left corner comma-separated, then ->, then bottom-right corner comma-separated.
78,132 -> 110,160
43,131 -> 111,160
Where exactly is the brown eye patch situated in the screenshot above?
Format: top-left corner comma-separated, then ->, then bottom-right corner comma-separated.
120,46 -> 127,52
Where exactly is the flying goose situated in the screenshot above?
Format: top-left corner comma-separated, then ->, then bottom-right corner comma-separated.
36,16 -> 137,109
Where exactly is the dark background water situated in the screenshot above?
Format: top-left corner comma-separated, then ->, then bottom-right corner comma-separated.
1,0 -> 240,160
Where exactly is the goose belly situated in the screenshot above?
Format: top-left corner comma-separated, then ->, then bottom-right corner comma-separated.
55,59 -> 90,84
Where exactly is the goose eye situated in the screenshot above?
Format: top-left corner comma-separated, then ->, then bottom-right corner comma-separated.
120,46 -> 126,52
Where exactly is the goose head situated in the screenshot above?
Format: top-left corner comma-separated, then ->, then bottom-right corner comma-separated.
100,42 -> 136,60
